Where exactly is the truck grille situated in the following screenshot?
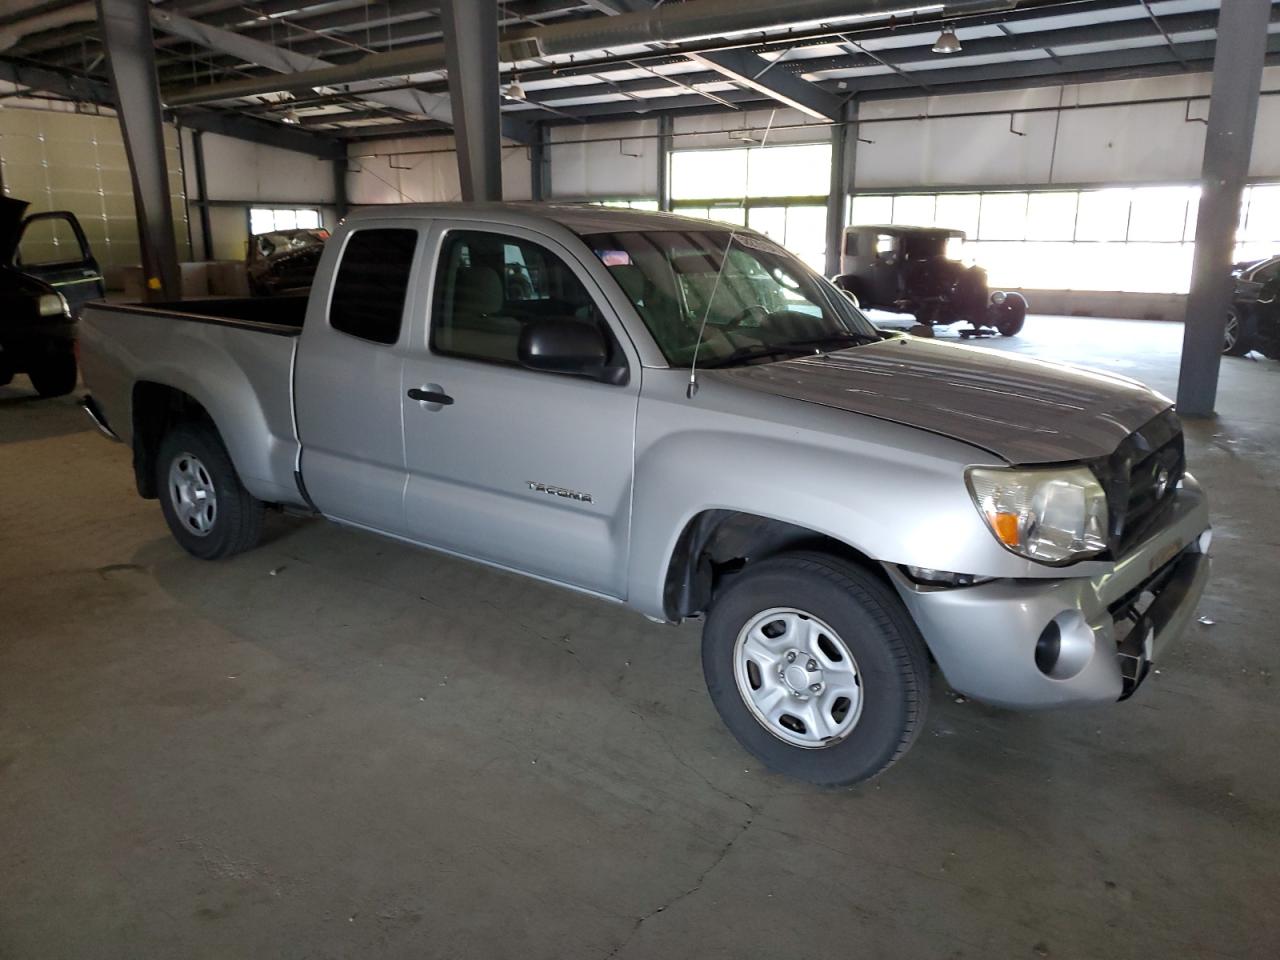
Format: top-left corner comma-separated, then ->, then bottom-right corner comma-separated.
1094,409 -> 1185,557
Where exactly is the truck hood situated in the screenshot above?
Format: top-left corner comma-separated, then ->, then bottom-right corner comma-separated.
0,196 -> 28,264
710,336 -> 1172,464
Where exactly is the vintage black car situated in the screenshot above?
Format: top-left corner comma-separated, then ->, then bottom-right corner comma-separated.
0,197 -> 105,397
834,225 -> 1026,337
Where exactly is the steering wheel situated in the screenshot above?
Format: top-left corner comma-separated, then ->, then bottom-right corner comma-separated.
725,303 -> 773,330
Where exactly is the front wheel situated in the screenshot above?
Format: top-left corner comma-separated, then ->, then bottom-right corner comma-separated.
28,346 -> 77,397
702,552 -> 930,786
156,421 -> 265,560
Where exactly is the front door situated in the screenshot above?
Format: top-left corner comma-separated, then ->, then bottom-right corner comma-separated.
16,212 -> 105,316
294,223 -> 423,533
400,222 -> 640,598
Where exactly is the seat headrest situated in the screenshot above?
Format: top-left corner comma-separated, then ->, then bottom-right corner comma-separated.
453,266 -> 504,316
609,264 -> 647,302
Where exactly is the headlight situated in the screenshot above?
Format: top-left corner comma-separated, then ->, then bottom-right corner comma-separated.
990,291 -> 1007,305
966,466 -> 1108,564
38,293 -> 69,317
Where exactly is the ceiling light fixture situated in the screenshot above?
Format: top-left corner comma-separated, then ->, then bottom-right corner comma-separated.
932,24 -> 962,55
281,108 -> 301,125
503,79 -> 527,101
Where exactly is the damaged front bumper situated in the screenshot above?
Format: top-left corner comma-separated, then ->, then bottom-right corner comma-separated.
887,474 -> 1212,709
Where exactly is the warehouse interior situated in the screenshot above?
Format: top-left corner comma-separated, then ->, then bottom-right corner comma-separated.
2,1 -> 1278,957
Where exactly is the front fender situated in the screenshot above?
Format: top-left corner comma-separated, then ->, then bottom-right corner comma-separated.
625,371 -> 1112,619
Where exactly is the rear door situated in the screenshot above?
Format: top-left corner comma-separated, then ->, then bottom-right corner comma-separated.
399,221 -> 641,597
294,222 -> 423,534
15,212 -> 104,316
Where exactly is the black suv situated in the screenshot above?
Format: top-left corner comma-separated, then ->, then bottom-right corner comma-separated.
1225,255 -> 1280,357
834,225 -> 1026,337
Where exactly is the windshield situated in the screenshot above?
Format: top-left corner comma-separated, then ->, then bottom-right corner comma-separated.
585,229 -> 879,367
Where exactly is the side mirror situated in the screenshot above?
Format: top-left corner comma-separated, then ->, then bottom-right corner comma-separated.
518,318 -> 625,384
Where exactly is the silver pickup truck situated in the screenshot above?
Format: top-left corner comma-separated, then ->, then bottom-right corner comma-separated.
79,203 -> 1211,785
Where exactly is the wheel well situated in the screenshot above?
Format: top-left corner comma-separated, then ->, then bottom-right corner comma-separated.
662,511 -> 886,621
131,382 -> 214,499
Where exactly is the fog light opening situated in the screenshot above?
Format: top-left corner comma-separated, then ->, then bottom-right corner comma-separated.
1034,611 -> 1096,680
1035,622 -> 1061,675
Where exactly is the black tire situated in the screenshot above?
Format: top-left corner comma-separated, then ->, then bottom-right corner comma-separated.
993,294 -> 1027,337
1222,305 -> 1254,356
28,346 -> 77,397
156,421 -> 264,560
702,551 -> 930,786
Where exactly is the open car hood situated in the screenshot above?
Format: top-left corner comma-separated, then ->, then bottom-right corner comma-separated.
711,336 -> 1173,465
0,196 -> 29,264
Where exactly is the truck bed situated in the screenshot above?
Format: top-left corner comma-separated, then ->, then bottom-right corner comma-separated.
78,297 -> 306,507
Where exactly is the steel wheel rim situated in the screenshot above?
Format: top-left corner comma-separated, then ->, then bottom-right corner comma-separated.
1224,311 -> 1239,351
168,452 -> 217,537
733,607 -> 863,749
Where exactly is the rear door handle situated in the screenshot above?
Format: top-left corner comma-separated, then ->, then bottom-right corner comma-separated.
407,386 -> 454,406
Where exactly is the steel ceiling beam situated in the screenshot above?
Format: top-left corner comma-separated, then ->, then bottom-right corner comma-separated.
173,107 -> 347,158
689,47 -> 843,121
160,0 -> 1043,107
160,1 -> 1235,119
517,36 -> 1280,124
0,56 -> 112,102
150,9 -> 455,125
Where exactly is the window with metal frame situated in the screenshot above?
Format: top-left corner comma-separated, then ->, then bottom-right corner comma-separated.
849,184 -> 1280,295
249,207 -> 323,235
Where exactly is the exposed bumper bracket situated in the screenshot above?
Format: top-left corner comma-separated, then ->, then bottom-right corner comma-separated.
79,394 -> 120,442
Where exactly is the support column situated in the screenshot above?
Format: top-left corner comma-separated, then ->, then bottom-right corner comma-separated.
1176,0 -> 1271,416
191,129 -> 214,261
440,0 -> 502,202
530,122 -> 551,202
657,115 -> 673,212
333,156 -> 349,220
824,100 -> 858,278
96,0 -> 180,300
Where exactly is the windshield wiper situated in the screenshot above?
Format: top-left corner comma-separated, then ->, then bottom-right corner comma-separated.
700,343 -> 818,369
781,331 -> 883,350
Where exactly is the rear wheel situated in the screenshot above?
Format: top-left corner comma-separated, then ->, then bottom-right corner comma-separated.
702,552 -> 930,786
28,345 -> 77,397
992,294 -> 1027,337
156,421 -> 264,560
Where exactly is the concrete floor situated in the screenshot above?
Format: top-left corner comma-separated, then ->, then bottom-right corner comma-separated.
1,316 -> 1277,959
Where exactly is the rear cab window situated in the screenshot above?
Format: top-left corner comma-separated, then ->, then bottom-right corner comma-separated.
329,228 -> 418,345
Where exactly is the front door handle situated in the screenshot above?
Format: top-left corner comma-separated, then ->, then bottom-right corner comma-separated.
407,386 -> 454,406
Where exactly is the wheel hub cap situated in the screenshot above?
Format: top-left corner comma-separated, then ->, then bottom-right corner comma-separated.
780,655 -> 823,698
733,608 -> 863,750
168,452 -> 218,537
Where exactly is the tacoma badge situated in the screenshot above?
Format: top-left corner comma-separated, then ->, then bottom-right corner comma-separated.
527,481 -> 593,503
